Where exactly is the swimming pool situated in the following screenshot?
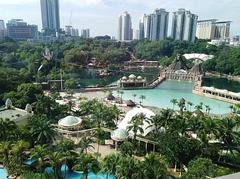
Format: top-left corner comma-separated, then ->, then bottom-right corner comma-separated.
0,168 -> 7,179
45,164 -> 114,179
115,80 -> 232,115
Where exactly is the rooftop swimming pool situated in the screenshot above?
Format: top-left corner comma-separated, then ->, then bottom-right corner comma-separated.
0,168 -> 7,179
116,80 -> 232,115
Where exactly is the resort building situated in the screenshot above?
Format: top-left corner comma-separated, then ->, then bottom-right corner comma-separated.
0,99 -> 33,125
118,74 -> 147,89
196,19 -> 217,40
162,55 -> 201,81
195,86 -> 240,104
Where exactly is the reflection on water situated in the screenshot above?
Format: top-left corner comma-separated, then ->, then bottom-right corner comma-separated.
117,80 -> 232,115
202,77 -> 240,92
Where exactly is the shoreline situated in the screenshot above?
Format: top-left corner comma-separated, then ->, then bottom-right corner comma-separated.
59,90 -> 231,117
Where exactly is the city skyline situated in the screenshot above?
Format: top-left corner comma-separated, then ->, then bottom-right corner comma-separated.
0,0 -> 239,37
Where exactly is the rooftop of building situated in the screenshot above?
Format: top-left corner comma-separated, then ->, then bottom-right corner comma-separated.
197,19 -> 218,23
0,108 -> 29,120
0,99 -> 32,123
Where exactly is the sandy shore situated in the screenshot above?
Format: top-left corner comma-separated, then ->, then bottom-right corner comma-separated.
59,90 -> 162,114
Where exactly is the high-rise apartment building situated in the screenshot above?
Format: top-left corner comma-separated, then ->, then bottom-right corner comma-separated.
6,19 -> 38,40
81,29 -> 90,39
139,17 -> 145,40
139,9 -> 169,41
196,19 -> 217,40
149,9 -> 169,41
143,14 -> 151,39
0,20 -> 5,39
118,11 -> 133,41
214,21 -> 231,40
40,0 -> 60,34
171,9 -> 198,42
196,20 -> 231,40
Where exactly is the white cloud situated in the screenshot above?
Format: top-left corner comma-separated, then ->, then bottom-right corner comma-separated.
62,0 -> 103,7
0,0 -> 36,5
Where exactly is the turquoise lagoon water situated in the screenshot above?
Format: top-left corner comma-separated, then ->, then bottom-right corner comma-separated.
0,168 -> 7,179
116,80 -> 232,115
45,165 -> 114,179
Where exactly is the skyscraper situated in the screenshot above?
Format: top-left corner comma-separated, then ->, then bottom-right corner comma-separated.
143,14 -> 151,39
171,9 -> 198,42
0,20 -> 5,39
138,9 -> 168,41
40,0 -> 60,34
118,11 -> 133,41
149,9 -> 169,41
139,17 -> 145,40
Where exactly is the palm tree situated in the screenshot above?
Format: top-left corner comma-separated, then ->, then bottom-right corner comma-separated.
101,154 -> 120,179
119,90 -> 124,103
170,98 -> 178,110
47,152 -> 63,179
0,118 -> 17,141
0,141 -> 12,166
143,152 -> 168,179
73,154 -> 100,179
31,144 -> 48,175
195,104 -> 203,111
132,94 -> 137,103
229,105 -> 234,113
217,117 -> 240,157
205,105 -> 211,114
127,113 -> 144,144
119,141 -> 134,156
187,101 -> 193,111
139,95 -> 146,106
31,115 -> 57,145
115,155 -> 142,178
56,139 -> 76,176
11,140 -> 30,175
178,98 -> 186,116
146,114 -> 164,137
77,135 -> 95,154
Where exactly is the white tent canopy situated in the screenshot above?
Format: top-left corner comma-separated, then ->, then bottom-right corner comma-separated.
183,53 -> 214,62
118,107 -> 155,136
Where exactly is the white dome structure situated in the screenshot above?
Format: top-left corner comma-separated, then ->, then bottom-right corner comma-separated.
129,74 -> 136,80
137,76 -> 143,80
122,76 -> 127,81
58,116 -> 82,129
5,98 -> 12,109
111,128 -> 129,141
118,107 -> 155,136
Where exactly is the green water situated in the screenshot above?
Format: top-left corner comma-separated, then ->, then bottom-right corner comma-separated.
118,80 -> 232,115
202,77 -> 240,92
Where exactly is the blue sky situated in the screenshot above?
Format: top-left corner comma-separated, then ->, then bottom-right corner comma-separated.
0,0 -> 239,37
